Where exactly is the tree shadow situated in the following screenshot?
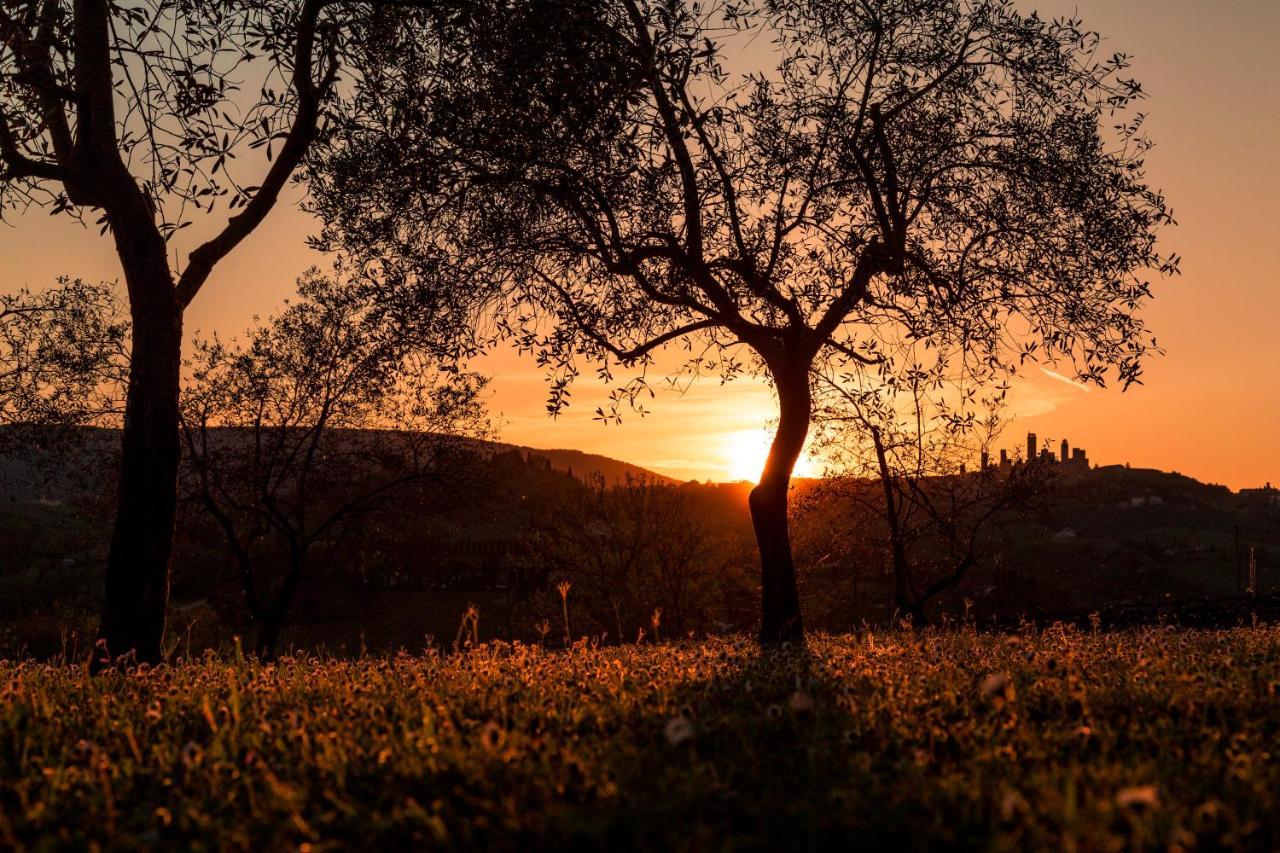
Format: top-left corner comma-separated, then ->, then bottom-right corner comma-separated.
557,638 -> 937,851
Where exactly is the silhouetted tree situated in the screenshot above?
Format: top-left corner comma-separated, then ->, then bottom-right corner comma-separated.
312,0 -> 1176,642
813,358 -> 1053,622
0,0 -> 368,662
0,277 -> 127,510
528,474 -> 721,641
179,272 -> 489,658
1,277 -> 126,428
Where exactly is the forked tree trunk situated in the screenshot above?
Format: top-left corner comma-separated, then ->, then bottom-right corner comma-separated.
749,363 -> 810,644
72,0 -> 329,668
97,219 -> 183,667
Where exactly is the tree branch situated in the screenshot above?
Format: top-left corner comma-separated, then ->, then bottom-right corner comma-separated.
2,0 -> 77,180
532,268 -> 716,363
810,241 -> 886,353
823,337 -> 885,366
880,31 -> 975,122
177,0 -> 335,308
0,112 -> 63,180
620,0 -> 704,261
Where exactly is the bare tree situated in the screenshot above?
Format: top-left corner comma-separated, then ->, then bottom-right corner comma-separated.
0,0 -> 371,662
529,474 -> 720,641
179,271 -> 489,658
813,358 -> 1054,622
311,0 -> 1176,641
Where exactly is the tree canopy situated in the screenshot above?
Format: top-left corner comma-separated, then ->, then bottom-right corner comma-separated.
316,0 -> 1174,395
310,0 -> 1175,641
0,278 -> 127,428
180,271 -> 489,658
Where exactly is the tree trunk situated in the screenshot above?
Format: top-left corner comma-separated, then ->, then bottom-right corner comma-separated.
871,427 -> 912,621
96,221 -> 182,667
255,618 -> 282,661
905,600 -> 926,626
255,544 -> 308,661
749,363 -> 810,644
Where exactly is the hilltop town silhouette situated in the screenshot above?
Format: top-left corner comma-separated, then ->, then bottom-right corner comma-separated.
984,432 -> 1090,472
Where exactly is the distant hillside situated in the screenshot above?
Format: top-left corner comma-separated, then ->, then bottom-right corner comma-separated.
795,461 -> 1280,628
0,425 -> 673,502
501,444 -> 676,486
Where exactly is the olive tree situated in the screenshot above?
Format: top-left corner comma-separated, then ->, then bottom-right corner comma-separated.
1,277 -> 126,429
180,271 -> 489,658
812,354 -> 1054,622
311,0 -> 1175,642
1,0 -> 362,662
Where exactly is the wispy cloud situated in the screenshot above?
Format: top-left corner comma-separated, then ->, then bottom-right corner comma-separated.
1040,368 -> 1092,393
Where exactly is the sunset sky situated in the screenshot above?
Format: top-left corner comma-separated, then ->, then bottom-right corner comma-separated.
2,0 -> 1276,489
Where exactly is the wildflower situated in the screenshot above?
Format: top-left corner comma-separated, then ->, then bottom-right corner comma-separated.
479,721 -> 506,752
557,582 -> 573,644
664,715 -> 694,746
789,691 -> 815,715
1115,785 -> 1159,809
1192,799 -> 1224,830
1000,791 -> 1028,822
980,672 -> 1011,699
181,742 -> 204,769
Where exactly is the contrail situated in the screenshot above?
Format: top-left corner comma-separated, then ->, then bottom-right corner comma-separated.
1040,368 -> 1092,393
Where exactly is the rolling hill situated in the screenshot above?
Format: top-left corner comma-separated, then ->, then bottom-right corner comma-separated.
0,425 -> 674,503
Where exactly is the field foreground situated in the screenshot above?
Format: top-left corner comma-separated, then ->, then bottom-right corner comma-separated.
2,628 -> 1278,850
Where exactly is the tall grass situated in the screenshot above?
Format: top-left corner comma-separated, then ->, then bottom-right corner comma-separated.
1,627 -> 1277,849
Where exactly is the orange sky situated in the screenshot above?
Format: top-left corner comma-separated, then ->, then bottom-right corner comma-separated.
2,0 -> 1277,489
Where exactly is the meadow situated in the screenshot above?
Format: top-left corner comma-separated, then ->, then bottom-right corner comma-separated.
2,627 -> 1278,850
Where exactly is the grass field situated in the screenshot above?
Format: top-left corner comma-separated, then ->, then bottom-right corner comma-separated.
2,627 -> 1278,850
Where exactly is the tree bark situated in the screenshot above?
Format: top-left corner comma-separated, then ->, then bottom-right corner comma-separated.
97,225 -> 183,667
749,361 -> 810,644
62,0 -> 184,668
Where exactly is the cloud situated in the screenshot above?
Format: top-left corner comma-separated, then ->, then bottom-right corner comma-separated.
1039,368 -> 1092,393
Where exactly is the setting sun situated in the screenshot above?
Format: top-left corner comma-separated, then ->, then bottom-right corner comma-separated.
720,428 -> 823,482
722,429 -> 772,482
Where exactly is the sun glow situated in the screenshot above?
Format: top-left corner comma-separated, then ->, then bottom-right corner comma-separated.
722,430 -> 773,482
720,429 -> 823,483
